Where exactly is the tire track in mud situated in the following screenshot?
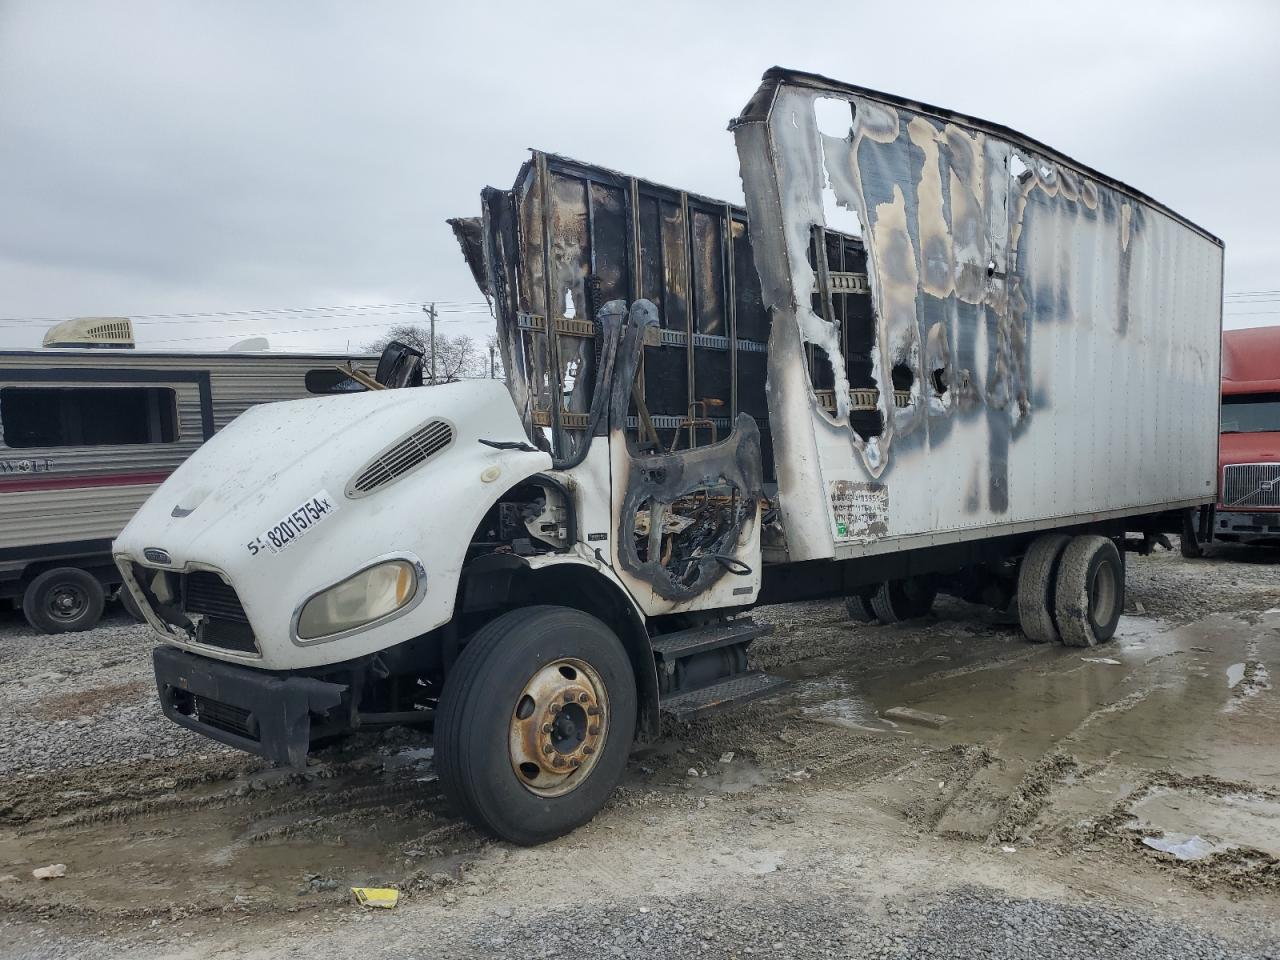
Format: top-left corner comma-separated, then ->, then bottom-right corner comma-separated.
0,747 -> 488,927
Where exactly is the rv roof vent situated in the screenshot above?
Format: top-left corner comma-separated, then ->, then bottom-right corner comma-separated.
346,419 -> 454,497
42,316 -> 135,349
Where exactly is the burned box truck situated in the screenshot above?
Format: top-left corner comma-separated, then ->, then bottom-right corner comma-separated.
114,69 -> 1223,844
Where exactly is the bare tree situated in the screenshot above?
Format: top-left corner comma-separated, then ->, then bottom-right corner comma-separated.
368,324 -> 488,383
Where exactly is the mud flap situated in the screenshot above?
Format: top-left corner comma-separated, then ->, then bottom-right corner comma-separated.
153,645 -> 347,767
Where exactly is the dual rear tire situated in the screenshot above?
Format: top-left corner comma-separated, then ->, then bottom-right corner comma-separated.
1016,534 -> 1124,646
846,578 -> 936,625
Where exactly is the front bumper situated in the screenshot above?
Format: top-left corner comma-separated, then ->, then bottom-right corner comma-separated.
153,645 -> 347,767
1214,508 -> 1280,543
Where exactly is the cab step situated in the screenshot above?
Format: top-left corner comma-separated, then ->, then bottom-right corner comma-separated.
650,619 -> 769,661
660,671 -> 790,721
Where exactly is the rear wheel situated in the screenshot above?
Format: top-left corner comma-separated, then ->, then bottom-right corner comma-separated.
435,606 -> 637,845
1016,534 -> 1071,643
22,567 -> 105,634
1054,536 -> 1124,647
844,593 -> 876,622
870,578 -> 936,624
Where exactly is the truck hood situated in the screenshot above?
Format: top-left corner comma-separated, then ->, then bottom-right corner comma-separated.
1219,431 -> 1280,471
115,380 -> 552,668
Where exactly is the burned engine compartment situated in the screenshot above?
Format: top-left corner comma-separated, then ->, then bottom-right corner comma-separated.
450,151 -> 867,599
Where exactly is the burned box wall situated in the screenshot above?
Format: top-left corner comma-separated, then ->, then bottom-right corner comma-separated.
461,152 -> 866,482
733,70 -> 1223,562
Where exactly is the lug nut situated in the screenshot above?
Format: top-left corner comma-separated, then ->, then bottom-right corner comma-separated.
569,758 -> 581,767
564,691 -> 575,703
553,756 -> 566,767
551,703 -> 562,714
579,692 -> 590,703
543,744 -> 554,755
588,725 -> 600,735
583,745 -> 595,756
542,723 -> 552,733
587,706 -> 601,717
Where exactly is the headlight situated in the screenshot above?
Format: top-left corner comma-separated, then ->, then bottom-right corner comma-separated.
296,560 -> 418,640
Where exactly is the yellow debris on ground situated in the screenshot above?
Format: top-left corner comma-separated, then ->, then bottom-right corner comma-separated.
351,887 -> 399,909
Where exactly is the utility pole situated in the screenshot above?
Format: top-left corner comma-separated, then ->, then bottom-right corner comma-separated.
422,302 -> 437,383
489,342 -> 496,379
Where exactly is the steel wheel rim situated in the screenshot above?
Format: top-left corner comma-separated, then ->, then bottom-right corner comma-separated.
48,584 -> 87,622
1090,562 -> 1117,625
509,657 -> 609,798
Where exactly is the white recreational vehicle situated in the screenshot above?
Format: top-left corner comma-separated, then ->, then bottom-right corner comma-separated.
1,336 -> 376,632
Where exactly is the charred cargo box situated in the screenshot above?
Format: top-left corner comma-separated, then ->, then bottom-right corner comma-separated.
733,70 -> 1222,563
457,69 -> 1223,584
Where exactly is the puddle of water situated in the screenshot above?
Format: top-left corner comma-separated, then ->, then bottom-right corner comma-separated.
801,696 -> 896,732
1130,788 -> 1280,859
1140,832 -> 1232,861
775,612 -> 1278,790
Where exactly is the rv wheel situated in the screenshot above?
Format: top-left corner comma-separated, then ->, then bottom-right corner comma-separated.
435,605 -> 637,845
1054,536 -> 1124,647
23,567 -> 106,634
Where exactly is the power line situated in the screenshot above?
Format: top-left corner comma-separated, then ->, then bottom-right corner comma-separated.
0,299 -> 491,325
142,315 -> 496,346
0,308 -> 493,332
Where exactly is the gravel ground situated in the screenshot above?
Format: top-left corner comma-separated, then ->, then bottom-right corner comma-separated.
5,884 -> 1275,960
1,544 -> 1278,959
415,887 -> 1279,960
0,607 -> 232,775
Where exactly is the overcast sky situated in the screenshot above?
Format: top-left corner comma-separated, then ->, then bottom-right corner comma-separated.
2,0 -> 1277,353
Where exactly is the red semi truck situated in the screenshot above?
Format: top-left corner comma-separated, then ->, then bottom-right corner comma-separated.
1186,325 -> 1280,554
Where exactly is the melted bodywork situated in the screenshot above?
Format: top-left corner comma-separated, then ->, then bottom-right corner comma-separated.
453,156 -> 784,608
733,69 -> 1223,562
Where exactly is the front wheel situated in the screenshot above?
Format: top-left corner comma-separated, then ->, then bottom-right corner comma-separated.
435,606 -> 637,845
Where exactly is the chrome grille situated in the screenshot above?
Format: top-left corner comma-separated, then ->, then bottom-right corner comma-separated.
348,419 -> 453,496
1222,463 -> 1280,509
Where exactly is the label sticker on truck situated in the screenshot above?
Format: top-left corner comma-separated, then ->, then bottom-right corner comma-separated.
830,480 -> 888,542
247,490 -> 338,556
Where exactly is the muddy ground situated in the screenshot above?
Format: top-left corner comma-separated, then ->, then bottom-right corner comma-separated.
1,543 -> 1279,958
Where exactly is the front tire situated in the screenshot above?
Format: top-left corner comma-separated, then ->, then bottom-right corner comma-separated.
435,606 -> 637,845
22,567 -> 105,634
